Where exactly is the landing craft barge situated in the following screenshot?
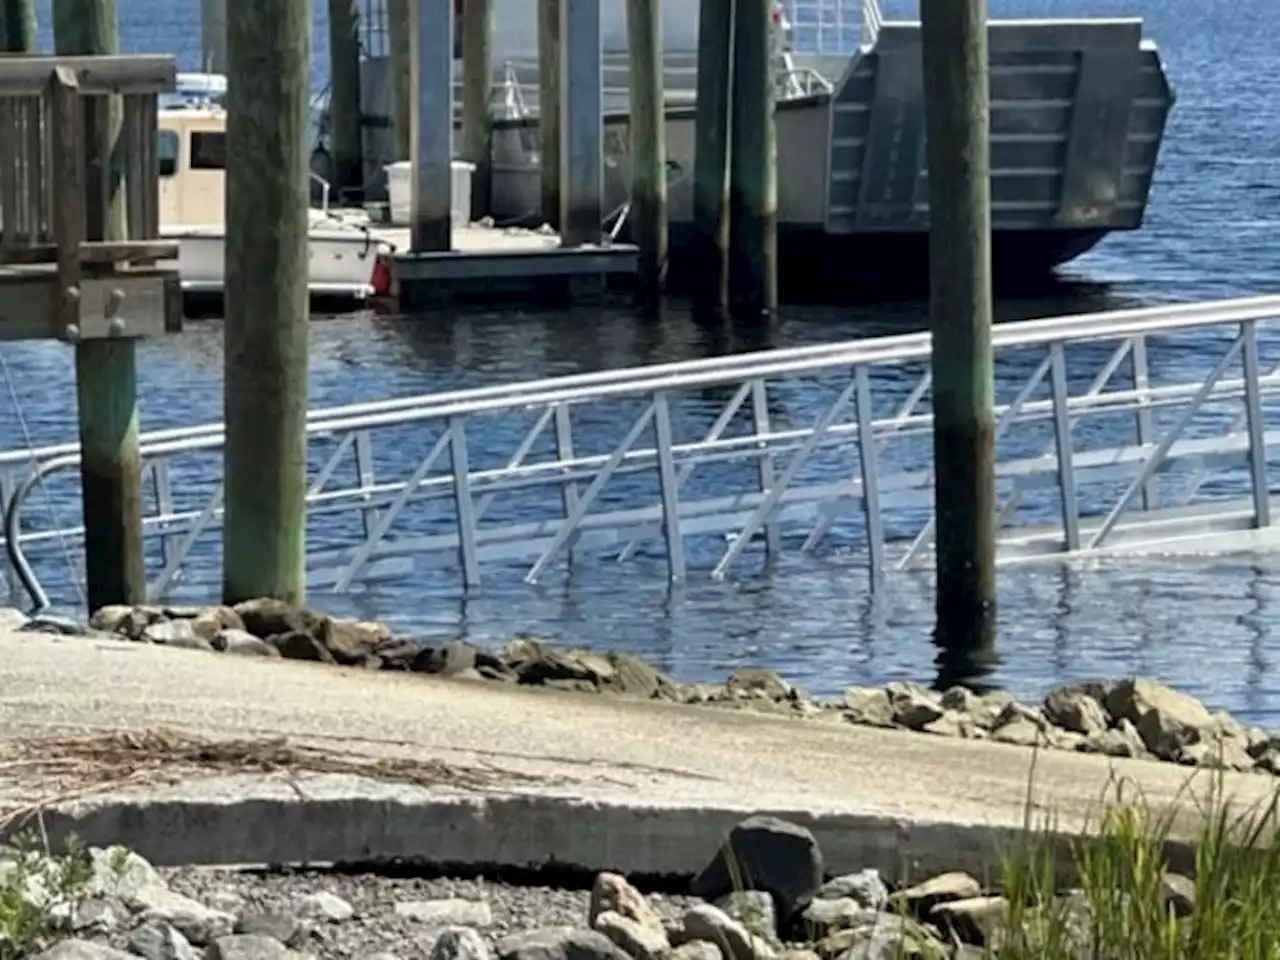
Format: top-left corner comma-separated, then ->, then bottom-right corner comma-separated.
350,0 -> 1175,289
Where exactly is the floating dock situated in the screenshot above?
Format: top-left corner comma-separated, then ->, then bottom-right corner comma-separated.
370,223 -> 639,309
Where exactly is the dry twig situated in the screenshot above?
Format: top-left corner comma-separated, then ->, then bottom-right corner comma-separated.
0,728 -> 553,830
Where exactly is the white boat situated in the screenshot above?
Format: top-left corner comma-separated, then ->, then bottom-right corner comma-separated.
158,79 -> 392,301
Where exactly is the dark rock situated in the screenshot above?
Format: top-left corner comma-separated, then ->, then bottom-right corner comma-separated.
691,815 -> 823,921
232,598 -> 319,641
939,687 -> 980,713
20,614 -> 87,636
1104,678 -> 1214,761
1042,687 -> 1109,736
515,647 -> 615,686
885,682 -> 944,730
496,927 -> 632,960
269,630 -> 334,663
474,648 -> 515,679
374,638 -> 428,670
412,641 -> 480,676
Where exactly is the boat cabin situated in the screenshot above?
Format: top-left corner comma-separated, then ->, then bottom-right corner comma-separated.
157,108 -> 228,228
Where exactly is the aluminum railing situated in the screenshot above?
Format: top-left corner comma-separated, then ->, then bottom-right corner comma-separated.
6,295 -> 1280,610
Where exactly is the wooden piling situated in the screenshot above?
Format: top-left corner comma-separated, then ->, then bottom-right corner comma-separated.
409,0 -> 454,252
388,0 -> 411,160
327,0 -> 363,199
200,0 -> 227,74
461,0 -> 493,221
222,0 -> 311,605
920,0 -> 997,653
727,0 -> 777,319
536,0 -> 562,230
626,0 -> 668,301
559,0 -> 603,246
691,0 -> 733,317
52,0 -> 147,611
0,0 -> 34,53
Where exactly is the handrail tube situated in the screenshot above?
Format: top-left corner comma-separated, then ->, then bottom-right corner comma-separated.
9,367 -> 1269,556
1,295 -> 1278,471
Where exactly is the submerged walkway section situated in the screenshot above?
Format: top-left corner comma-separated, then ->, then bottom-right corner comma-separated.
4,295 -> 1280,607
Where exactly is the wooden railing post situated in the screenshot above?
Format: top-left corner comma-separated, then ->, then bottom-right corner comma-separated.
54,2 -> 149,611
45,66 -> 85,339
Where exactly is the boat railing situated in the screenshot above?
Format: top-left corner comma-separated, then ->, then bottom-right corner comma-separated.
310,171 -> 332,215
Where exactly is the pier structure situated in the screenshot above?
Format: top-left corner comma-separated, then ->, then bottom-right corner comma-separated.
383,0 -> 638,307
0,53 -> 182,611
3,295 -> 1280,609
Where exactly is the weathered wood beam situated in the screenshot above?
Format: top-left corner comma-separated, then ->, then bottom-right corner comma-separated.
0,271 -> 179,339
0,54 -> 176,95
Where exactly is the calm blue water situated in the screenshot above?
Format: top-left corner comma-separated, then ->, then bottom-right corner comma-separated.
8,0 -> 1280,722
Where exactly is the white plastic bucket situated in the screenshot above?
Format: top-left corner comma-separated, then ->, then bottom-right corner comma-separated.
385,160 -> 476,228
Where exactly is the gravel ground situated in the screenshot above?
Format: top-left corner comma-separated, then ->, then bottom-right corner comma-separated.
155,869 -> 702,959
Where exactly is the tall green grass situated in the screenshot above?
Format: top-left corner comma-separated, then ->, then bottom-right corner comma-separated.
996,754 -> 1280,960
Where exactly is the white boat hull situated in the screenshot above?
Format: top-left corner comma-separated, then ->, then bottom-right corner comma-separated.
160,220 -> 388,300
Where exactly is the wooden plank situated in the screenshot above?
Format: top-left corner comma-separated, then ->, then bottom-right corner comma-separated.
0,269 -> 177,339
123,93 -> 145,239
138,93 -> 157,236
22,95 -> 43,243
45,64 -> 83,337
0,55 -> 176,95
0,97 -> 15,248
0,238 -> 178,264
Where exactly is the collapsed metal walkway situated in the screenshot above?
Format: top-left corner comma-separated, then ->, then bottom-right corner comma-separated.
5,295 -> 1280,609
